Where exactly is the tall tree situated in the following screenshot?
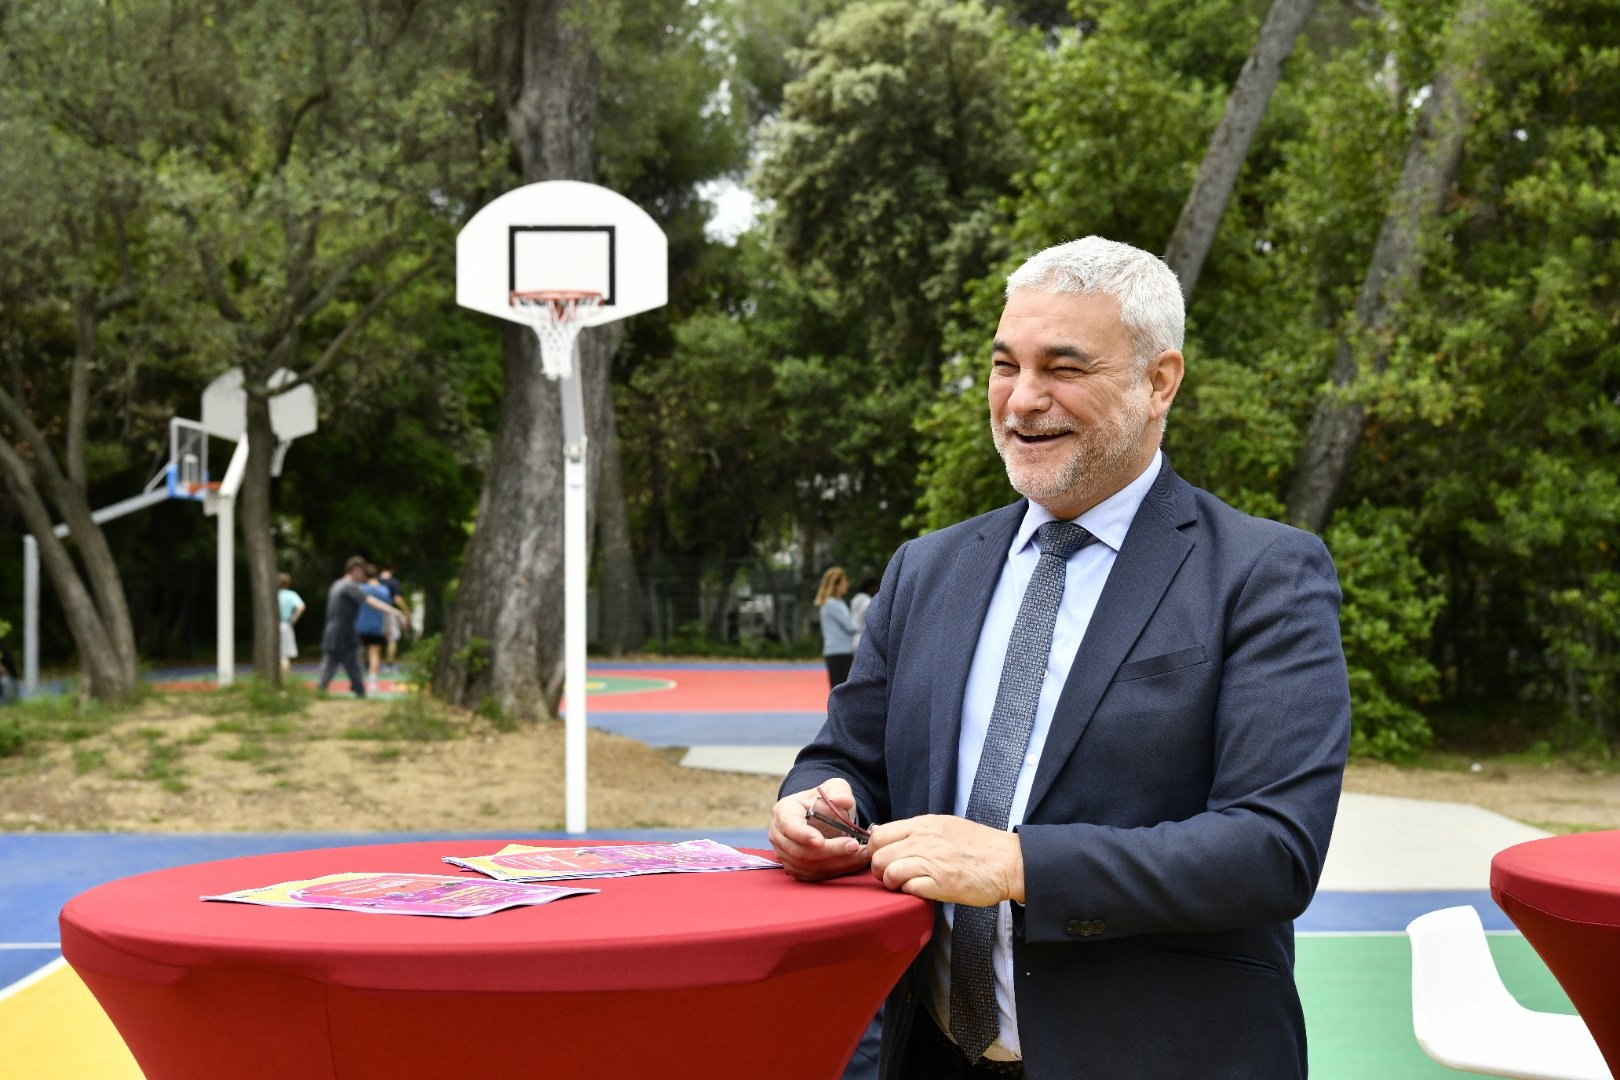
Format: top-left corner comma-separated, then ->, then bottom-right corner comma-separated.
1286,0 -> 1494,531
0,3 -> 181,699
434,0 -> 625,718
1163,0 -> 1321,300
160,2 -> 493,684
436,0 -> 749,713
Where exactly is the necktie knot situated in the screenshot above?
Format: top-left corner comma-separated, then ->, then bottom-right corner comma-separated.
1036,520 -> 1094,562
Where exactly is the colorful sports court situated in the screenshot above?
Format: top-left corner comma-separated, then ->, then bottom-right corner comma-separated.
0,660 -> 1581,1077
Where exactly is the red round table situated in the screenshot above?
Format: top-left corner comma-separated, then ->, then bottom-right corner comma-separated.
1491,830 -> 1620,1075
59,840 -> 932,1080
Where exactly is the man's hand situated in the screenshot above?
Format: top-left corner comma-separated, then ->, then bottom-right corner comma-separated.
768,778 -> 871,881
867,815 -> 1024,907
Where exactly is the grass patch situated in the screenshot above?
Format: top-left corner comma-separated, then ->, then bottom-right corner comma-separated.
71,746 -> 107,774
221,740 -> 271,766
134,729 -> 188,792
202,677 -> 315,719
343,697 -> 460,743
1522,819 -> 1611,835
4,691 -> 143,753
0,708 -> 34,758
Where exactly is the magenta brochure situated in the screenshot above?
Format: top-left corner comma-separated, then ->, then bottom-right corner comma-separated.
444,839 -> 779,883
202,872 -> 598,917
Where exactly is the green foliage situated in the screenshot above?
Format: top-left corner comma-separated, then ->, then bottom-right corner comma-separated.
1325,506 -> 1444,758
0,709 -> 33,758
452,636 -> 492,681
757,0 -> 1036,370
204,679 -> 313,720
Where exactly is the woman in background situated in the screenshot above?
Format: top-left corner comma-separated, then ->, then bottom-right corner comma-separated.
815,566 -> 857,688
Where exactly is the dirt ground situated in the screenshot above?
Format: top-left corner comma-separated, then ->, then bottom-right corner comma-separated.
2,696 -> 1619,834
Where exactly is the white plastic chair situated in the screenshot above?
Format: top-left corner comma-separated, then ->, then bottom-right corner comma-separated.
1406,905 -> 1612,1079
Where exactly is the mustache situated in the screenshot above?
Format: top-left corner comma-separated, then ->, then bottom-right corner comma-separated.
998,415 -> 1076,437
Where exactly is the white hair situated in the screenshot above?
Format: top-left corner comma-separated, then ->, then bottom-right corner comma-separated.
1005,237 -> 1185,368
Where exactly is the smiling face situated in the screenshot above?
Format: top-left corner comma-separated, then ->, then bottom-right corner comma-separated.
988,289 -> 1183,519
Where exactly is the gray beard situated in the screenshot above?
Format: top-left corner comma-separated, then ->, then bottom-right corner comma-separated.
992,392 -> 1151,509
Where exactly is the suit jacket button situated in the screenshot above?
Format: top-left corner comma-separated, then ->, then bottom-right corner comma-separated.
1065,920 -> 1084,936
1091,921 -> 1106,935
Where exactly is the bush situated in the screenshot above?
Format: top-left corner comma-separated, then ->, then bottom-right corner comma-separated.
1326,504 -> 1445,760
0,708 -> 32,757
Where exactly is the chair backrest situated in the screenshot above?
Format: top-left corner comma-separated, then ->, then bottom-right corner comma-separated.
1406,904 -> 1613,1080
1409,904 -> 1525,1035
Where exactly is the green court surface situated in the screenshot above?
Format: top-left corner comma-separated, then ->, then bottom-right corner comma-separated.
1300,933 -> 1574,1077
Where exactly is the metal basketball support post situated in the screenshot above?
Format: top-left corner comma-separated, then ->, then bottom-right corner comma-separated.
559,348 -> 589,835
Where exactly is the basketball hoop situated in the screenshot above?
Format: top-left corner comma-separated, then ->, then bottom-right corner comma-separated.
511,290 -> 602,380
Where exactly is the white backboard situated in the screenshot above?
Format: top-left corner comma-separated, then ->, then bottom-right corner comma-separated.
456,181 -> 668,328
201,368 -> 318,443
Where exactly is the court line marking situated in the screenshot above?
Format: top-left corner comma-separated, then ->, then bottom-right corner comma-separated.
0,957 -> 64,1002
0,944 -> 61,950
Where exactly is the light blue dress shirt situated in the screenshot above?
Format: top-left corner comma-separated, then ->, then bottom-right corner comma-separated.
927,451 -> 1163,1060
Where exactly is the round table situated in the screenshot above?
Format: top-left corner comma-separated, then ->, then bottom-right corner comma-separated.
60,840 -> 933,1080
1491,830 -> 1620,1075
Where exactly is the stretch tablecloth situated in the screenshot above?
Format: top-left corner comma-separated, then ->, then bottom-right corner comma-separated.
1491,829 -> 1620,1075
61,840 -> 933,1080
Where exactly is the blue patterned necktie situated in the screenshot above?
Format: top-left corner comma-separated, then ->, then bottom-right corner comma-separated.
950,519 -> 1096,1062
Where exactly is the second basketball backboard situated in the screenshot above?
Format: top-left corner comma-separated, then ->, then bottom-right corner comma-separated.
456,181 -> 667,328
200,368 -> 317,443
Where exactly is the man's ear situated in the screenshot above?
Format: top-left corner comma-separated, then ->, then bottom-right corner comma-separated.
1146,349 -> 1184,419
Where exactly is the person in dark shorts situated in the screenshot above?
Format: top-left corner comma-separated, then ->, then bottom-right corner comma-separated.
318,556 -> 401,698
355,564 -> 394,691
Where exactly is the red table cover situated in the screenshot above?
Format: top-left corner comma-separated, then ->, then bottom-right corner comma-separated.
1492,830 -> 1620,1076
61,840 -> 933,1080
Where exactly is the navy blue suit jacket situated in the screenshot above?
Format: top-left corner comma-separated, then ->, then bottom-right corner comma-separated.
785,460 -> 1351,1079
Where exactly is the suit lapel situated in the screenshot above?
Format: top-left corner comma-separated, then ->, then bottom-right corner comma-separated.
1024,465 -> 1197,820
927,501 -> 1024,815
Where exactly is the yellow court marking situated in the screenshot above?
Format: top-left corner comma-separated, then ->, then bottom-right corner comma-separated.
0,958 -> 142,1079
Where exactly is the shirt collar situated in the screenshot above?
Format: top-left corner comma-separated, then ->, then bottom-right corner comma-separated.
1010,450 -> 1163,556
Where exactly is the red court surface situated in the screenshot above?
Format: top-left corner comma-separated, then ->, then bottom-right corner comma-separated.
142,663 -> 833,712
570,666 -> 833,713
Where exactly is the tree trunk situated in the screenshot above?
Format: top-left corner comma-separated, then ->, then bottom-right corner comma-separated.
595,403 -> 645,656
0,373 -> 139,700
240,389 -> 283,685
435,0 -> 621,717
1163,0 -> 1319,301
1285,0 -> 1489,532
0,450 -> 135,700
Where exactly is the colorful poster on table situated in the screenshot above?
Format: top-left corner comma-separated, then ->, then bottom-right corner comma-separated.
445,839 -> 779,883
203,872 -> 597,917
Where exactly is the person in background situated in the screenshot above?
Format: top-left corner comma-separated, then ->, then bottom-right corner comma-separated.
849,576 -> 880,653
318,556 -> 400,698
354,564 -> 395,692
276,573 -> 305,677
378,564 -> 410,672
816,566 -> 858,689
770,236 -> 1350,1079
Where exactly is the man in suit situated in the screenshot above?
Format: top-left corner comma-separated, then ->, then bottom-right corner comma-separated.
770,236 -> 1351,1079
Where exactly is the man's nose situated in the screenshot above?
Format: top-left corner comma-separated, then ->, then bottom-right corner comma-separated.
1007,371 -> 1051,413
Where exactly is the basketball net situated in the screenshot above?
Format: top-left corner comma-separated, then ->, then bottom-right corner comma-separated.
510,290 -> 603,380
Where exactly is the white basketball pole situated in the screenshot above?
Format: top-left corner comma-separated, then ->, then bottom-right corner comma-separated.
22,536 -> 38,695
559,341 -> 589,834
213,439 -> 251,687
